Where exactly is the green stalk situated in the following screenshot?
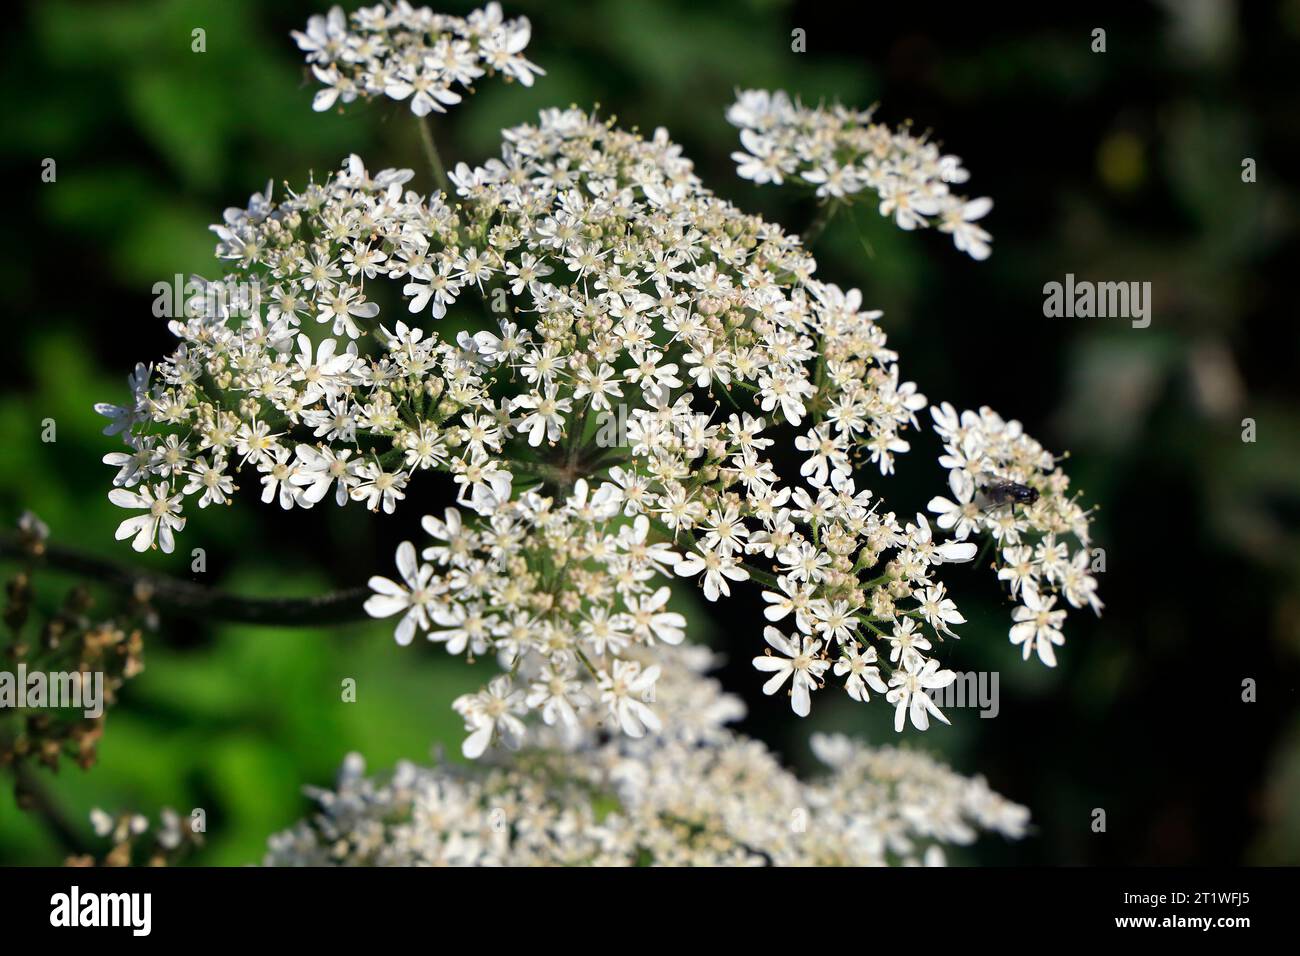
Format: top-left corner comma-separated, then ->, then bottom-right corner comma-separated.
417,116 -> 453,198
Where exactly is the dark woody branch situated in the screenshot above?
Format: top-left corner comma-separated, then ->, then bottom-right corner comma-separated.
0,533 -> 370,627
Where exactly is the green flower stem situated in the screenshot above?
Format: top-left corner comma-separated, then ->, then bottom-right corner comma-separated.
417,116 -> 453,198
801,199 -> 841,247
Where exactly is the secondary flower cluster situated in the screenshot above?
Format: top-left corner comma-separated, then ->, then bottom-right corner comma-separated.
97,153 -> 525,553
264,647 -> 1029,866
927,403 -> 1103,666
366,489 -> 688,755
727,89 -> 994,260
208,152 -> 444,340
295,2 -> 543,115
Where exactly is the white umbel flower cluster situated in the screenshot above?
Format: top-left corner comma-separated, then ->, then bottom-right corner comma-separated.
99,3 -> 1100,761
728,89 -> 994,260
927,404 -> 1102,666
264,648 -> 1029,866
294,2 -> 543,115
365,104 -> 997,749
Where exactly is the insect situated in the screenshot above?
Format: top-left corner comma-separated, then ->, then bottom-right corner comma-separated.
975,472 -> 1040,511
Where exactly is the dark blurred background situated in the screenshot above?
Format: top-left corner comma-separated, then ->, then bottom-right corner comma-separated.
1,0 -> 1298,865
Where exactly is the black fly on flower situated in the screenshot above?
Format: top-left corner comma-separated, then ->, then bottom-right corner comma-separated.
973,471 -> 1041,512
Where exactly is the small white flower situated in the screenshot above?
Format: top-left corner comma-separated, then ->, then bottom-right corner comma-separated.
833,642 -> 888,703
598,661 -> 662,738
675,544 -> 749,602
365,542 -> 439,645
887,657 -> 955,732
752,626 -> 829,717
1010,586 -> 1067,666
108,483 -> 185,553
454,676 -> 527,758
